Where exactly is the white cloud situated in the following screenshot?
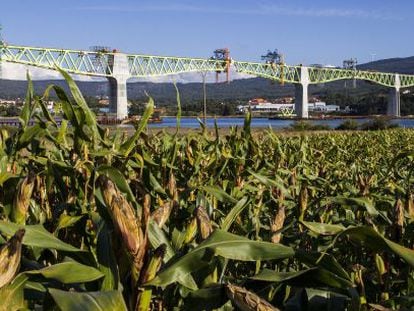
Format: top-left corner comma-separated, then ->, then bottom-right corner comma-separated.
0,62 -> 254,83
130,68 -> 254,84
0,62 -> 104,81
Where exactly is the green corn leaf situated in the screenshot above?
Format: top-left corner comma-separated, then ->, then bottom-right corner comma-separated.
57,68 -> 97,129
97,223 -> 119,291
120,96 -> 154,156
0,274 -> 28,311
49,288 -> 127,311
303,222 -> 414,267
301,221 -> 345,236
252,267 -> 353,290
55,215 -> 85,232
220,197 -> 249,231
173,82 -> 181,135
147,229 -> 294,287
202,186 -> 237,203
19,71 -> 34,128
148,220 -> 198,290
26,262 -> 104,284
0,221 -> 81,252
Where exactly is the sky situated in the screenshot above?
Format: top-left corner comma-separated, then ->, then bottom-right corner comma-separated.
1,0 -> 414,81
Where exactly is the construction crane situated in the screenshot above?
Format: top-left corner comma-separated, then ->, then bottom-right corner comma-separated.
90,46 -> 112,74
211,48 -> 230,83
261,49 -> 285,85
343,58 -> 357,88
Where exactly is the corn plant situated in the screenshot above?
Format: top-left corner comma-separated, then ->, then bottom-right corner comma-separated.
0,70 -> 414,310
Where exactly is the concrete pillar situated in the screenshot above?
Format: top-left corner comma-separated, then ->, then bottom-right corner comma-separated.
387,74 -> 401,117
295,66 -> 310,118
109,53 -> 129,120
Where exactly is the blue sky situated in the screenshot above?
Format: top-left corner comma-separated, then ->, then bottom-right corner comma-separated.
1,0 -> 413,66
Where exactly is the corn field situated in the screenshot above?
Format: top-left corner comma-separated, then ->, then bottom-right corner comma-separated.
1,70 -> 414,310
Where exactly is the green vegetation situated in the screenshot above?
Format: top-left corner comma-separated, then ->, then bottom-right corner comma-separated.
289,120 -> 330,131
360,118 -> 400,131
336,119 -> 360,131
335,118 -> 399,131
1,72 -> 414,310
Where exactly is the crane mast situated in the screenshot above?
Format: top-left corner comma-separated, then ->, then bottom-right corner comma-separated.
261,49 -> 285,85
211,48 -> 230,83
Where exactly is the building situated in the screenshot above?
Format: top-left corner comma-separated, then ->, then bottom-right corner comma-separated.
237,98 -> 340,114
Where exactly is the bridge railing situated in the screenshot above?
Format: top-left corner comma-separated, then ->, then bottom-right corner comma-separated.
232,61 -> 301,84
127,54 -> 228,77
307,66 -> 398,87
399,74 -> 414,88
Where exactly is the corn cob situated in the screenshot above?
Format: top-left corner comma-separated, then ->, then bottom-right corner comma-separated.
12,175 -> 35,225
226,283 -> 280,311
184,217 -> 197,244
0,229 -> 25,289
195,205 -> 213,240
99,176 -> 146,283
168,172 -> 178,201
271,189 -> 285,243
298,184 -> 308,222
136,244 -> 166,311
151,201 -> 173,228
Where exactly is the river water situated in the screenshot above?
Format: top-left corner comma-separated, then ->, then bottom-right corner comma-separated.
148,117 -> 414,129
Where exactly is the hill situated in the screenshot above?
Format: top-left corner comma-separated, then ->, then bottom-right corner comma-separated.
357,56 -> 414,74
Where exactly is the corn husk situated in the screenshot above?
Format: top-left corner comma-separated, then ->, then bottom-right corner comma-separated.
0,229 -> 25,289
195,206 -> 213,240
184,218 -> 197,244
298,185 -> 308,222
152,201 -> 173,228
226,284 -> 280,311
136,244 -> 166,311
168,172 -> 178,201
271,189 -> 285,243
100,176 -> 146,282
271,205 -> 285,244
12,175 -> 35,225
394,199 -> 404,228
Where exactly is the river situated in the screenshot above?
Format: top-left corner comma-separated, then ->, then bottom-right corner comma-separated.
147,117 -> 414,129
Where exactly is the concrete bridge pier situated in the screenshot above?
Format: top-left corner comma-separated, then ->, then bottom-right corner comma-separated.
387,74 -> 401,117
108,76 -> 128,120
295,66 -> 310,119
109,53 -> 130,120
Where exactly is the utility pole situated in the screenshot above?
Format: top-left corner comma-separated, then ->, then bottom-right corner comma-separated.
201,71 -> 207,125
0,24 -> 3,80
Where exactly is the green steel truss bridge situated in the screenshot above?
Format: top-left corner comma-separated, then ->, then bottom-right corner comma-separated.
1,44 -> 412,118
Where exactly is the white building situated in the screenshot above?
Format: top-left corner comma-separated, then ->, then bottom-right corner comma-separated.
238,100 -> 339,113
